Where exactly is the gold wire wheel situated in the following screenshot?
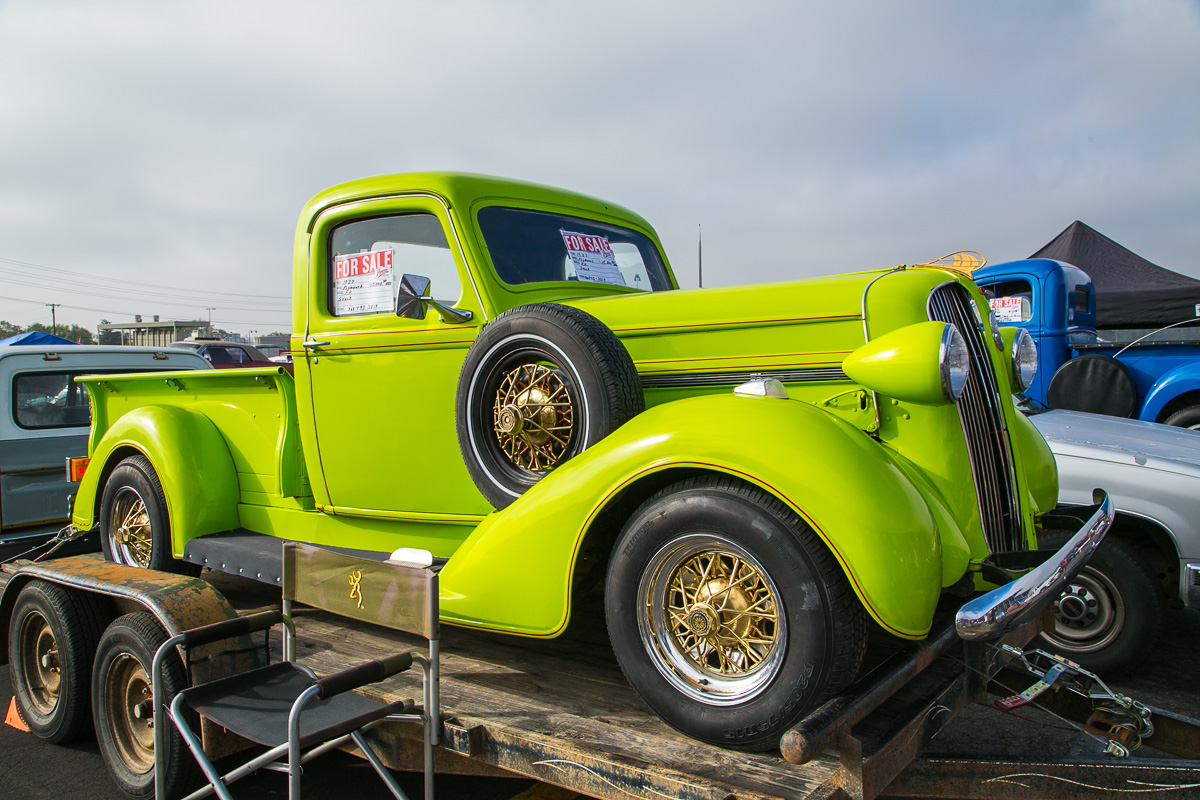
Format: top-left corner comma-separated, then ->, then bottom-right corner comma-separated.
109,487 -> 153,568
640,534 -> 786,704
18,610 -> 60,717
492,363 -> 574,472
103,653 -> 155,774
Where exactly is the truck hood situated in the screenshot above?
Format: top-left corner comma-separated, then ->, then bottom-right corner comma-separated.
1029,409 -> 1200,475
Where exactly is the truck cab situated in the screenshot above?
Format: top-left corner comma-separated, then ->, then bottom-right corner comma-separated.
977,258 -> 1200,427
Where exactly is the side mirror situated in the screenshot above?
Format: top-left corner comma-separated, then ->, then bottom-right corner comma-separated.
395,274 -> 473,324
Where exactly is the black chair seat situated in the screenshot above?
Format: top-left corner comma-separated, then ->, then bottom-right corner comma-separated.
180,661 -> 413,749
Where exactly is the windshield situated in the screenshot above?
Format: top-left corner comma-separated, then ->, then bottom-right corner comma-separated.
476,206 -> 672,292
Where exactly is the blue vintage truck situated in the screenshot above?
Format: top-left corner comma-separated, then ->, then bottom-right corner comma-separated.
975,258 -> 1200,428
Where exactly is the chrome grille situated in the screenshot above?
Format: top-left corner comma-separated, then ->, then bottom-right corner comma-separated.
927,283 -> 1024,553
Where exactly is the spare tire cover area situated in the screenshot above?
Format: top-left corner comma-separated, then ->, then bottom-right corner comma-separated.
1046,354 -> 1138,418
456,302 -> 644,510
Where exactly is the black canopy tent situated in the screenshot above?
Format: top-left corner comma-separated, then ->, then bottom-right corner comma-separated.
1029,221 -> 1200,329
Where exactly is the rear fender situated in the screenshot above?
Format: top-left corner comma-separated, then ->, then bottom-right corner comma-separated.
438,393 -> 957,640
71,406 -> 239,557
1140,363 -> 1200,423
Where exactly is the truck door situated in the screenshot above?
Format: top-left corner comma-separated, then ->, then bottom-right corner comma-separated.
302,197 -> 492,518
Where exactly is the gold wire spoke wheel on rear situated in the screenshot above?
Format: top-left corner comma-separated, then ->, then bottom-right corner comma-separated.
109,487 -> 154,568
18,610 -> 61,716
102,653 -> 156,775
639,534 -> 786,705
492,363 -> 575,472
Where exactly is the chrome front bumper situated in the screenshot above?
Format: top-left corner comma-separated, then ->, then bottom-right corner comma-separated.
956,489 -> 1113,640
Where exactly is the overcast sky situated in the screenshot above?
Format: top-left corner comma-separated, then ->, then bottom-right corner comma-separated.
1,0 -> 1198,336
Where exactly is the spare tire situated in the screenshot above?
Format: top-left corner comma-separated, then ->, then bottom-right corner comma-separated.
456,303 -> 644,509
1046,354 -> 1137,418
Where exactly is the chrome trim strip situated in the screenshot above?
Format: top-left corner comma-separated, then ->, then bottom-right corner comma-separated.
640,367 -> 849,389
1184,562 -> 1200,609
956,490 -> 1113,640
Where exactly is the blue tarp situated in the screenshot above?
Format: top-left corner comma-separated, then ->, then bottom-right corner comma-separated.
0,331 -> 79,346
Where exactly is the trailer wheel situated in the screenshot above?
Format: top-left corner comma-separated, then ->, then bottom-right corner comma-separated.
92,612 -> 197,800
605,476 -> 867,751
1163,404 -> 1200,430
1036,531 -> 1163,676
100,454 -> 197,575
8,581 -> 105,742
457,303 -> 643,509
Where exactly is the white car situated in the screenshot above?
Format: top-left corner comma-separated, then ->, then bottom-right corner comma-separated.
1026,403 -> 1200,675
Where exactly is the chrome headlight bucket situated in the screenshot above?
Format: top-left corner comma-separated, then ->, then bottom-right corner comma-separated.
940,324 -> 970,402
1011,328 -> 1037,391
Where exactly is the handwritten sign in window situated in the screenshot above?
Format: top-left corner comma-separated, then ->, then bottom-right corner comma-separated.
334,248 -> 394,316
560,230 -> 625,286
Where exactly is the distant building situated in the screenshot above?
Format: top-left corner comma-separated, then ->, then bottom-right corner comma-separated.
97,317 -> 208,347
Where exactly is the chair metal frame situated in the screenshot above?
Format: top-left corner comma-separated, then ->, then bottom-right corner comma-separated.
151,542 -> 441,800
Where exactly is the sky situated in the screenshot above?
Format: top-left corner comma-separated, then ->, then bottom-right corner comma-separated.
1,0 -> 1198,337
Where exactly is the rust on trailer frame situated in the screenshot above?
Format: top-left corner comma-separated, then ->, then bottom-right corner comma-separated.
0,553 -> 239,669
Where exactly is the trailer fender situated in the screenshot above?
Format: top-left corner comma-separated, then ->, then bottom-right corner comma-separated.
1140,363 -> 1200,423
71,405 -> 240,557
0,555 -> 240,676
438,392 -> 952,640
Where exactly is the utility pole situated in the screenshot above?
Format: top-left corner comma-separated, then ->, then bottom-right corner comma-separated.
697,224 -> 703,289
45,303 -> 61,337
206,307 -> 216,336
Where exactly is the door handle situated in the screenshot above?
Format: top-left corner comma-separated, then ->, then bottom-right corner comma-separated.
301,340 -> 329,349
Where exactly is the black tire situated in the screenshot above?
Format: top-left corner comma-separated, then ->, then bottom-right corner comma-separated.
99,454 -> 198,575
8,581 -> 105,742
605,476 -> 867,751
1036,531 -> 1164,676
1163,404 -> 1200,430
92,612 -> 198,800
457,303 -> 643,509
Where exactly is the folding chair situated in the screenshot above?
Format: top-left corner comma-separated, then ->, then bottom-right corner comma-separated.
151,541 -> 441,800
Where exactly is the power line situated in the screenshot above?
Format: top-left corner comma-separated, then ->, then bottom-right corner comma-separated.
0,254 -> 291,301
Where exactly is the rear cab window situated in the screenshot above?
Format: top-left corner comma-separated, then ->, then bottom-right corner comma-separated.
13,371 -> 93,429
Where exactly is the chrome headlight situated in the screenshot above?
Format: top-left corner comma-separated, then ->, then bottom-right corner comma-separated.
940,324 -> 970,402
1011,328 -> 1037,391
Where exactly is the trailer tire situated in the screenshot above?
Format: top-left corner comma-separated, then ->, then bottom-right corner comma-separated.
1036,531 -> 1163,677
457,303 -> 643,509
605,476 -> 867,751
92,611 -> 198,800
100,454 -> 198,575
8,581 -> 105,743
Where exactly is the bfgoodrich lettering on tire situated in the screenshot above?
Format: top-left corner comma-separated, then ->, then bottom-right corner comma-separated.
456,303 -> 643,509
605,475 -> 866,751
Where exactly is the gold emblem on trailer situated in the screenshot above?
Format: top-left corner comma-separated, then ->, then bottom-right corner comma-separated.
348,570 -> 364,609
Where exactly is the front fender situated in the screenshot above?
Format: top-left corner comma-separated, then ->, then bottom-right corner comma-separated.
1140,363 -> 1200,423
438,393 -> 953,640
71,406 -> 240,557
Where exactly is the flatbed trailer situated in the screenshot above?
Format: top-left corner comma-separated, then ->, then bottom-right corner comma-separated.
3,553 -> 1199,800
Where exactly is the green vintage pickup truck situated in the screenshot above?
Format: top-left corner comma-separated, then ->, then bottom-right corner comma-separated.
68,172 -> 1109,750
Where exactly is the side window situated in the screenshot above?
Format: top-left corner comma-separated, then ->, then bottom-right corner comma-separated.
13,372 -> 92,429
982,279 -> 1033,323
1074,285 -> 1090,314
328,214 -> 462,318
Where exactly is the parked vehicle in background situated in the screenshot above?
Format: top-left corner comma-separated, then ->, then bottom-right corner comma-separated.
170,337 -> 275,368
976,259 -> 1200,428
0,346 -> 210,544
1024,400 -> 1200,674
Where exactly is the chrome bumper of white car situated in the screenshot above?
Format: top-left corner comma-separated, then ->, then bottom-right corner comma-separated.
956,489 -> 1113,640
1185,563 -> 1200,609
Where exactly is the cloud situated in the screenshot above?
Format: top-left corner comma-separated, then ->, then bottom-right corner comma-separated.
0,0 -> 1197,331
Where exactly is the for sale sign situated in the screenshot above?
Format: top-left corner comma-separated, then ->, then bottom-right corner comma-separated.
560,230 -> 625,286
334,248 -> 394,316
989,295 -> 1030,323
